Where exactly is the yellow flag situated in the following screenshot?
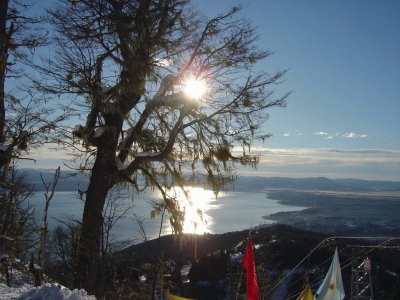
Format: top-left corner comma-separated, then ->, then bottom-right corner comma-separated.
297,285 -> 313,300
165,291 -> 195,300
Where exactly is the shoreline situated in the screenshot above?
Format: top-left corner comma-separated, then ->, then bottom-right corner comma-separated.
261,189 -> 400,235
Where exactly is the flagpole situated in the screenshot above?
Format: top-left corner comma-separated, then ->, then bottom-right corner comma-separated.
236,231 -> 252,300
160,251 -> 164,300
235,264 -> 244,300
236,233 -> 251,300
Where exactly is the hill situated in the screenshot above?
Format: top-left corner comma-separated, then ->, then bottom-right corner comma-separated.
117,224 -> 400,299
19,168 -> 400,193
18,169 -> 88,192
229,176 -> 400,193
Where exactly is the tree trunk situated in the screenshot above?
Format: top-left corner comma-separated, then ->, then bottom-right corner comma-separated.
38,226 -> 47,270
38,167 -> 60,271
75,152 -> 113,294
0,0 -> 9,144
75,161 -> 111,295
75,116 -> 122,297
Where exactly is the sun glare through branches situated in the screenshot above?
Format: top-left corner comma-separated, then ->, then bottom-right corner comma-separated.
182,77 -> 208,100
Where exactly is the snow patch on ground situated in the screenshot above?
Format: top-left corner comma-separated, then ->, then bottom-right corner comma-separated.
0,283 -> 31,299
0,259 -> 95,299
0,282 -> 96,300
19,283 -> 95,300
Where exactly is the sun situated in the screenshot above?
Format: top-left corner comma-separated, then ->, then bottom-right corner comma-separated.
182,77 -> 207,99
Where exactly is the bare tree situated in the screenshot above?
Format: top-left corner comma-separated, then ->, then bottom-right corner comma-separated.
0,0 -> 67,259
101,187 -> 133,257
0,0 -> 59,172
47,188 -> 134,295
41,0 -> 288,295
0,162 -> 36,258
48,220 -> 81,288
38,166 -> 61,271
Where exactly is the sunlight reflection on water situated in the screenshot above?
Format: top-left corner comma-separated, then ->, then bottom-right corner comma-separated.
31,187 -> 306,241
158,186 -> 223,235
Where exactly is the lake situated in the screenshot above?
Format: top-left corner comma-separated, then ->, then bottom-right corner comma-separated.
30,187 -> 306,243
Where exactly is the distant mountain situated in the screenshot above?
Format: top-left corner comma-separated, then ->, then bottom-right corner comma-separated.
18,168 -> 88,192
229,176 -> 400,193
18,168 -> 400,193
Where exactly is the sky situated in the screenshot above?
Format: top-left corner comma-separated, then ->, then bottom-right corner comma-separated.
22,0 -> 400,181
191,0 -> 400,180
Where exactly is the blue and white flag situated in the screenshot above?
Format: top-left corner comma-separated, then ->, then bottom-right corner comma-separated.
314,248 -> 345,300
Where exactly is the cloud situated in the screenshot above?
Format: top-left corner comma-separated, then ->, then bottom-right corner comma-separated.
314,131 -> 368,139
21,144 -> 400,181
315,131 -> 328,136
283,132 -> 302,137
342,132 -> 357,139
236,147 -> 400,181
343,132 -> 356,138
19,144 -> 77,169
343,132 -> 368,139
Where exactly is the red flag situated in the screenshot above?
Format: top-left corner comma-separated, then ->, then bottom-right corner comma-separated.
242,238 -> 259,300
